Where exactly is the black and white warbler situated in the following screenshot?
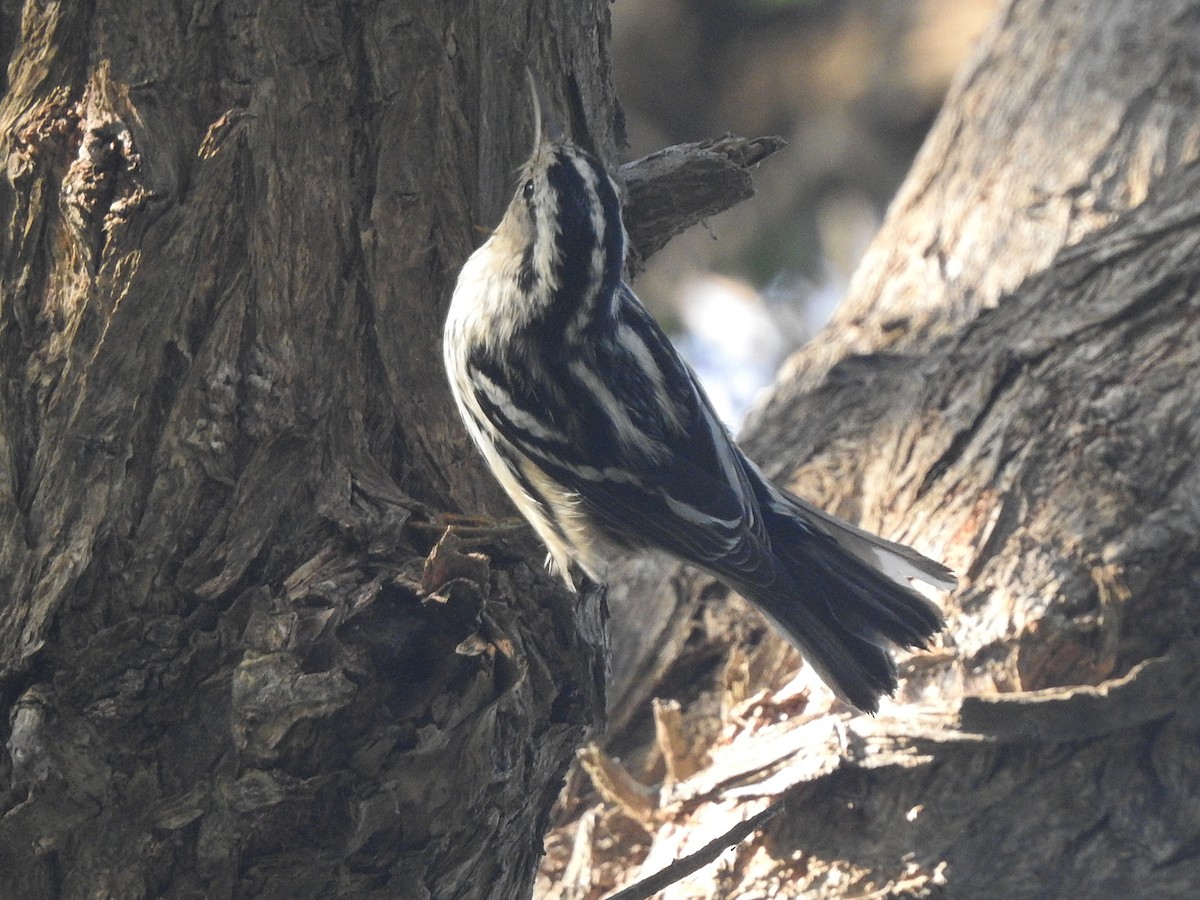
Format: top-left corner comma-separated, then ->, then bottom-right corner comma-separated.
444,81 -> 955,713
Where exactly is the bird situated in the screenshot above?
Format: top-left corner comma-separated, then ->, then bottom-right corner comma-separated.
443,76 -> 955,713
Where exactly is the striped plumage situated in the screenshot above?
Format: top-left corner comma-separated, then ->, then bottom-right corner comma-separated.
444,85 -> 955,713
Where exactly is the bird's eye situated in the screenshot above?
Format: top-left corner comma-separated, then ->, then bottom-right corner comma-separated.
522,179 -> 535,202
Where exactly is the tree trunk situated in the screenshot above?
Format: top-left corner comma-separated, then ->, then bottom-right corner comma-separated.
0,3 -> 630,897
546,1 -> 1200,897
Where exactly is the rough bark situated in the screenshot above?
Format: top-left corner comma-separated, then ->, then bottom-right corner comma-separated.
0,3 -> 632,898
544,1 -> 1200,898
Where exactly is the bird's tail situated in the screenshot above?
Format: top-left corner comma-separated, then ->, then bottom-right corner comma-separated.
739,480 -> 954,714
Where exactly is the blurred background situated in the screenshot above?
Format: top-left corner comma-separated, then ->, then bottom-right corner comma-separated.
613,0 -> 998,426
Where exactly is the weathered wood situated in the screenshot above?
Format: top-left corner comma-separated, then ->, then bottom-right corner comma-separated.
621,135 -> 786,268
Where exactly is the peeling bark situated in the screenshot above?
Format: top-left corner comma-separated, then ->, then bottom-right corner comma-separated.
621,134 -> 786,268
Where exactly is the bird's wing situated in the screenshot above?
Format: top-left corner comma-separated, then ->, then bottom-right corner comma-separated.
465,286 -> 778,586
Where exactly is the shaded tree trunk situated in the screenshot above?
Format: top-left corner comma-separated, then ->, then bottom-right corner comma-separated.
0,3 -> 632,897
546,1 -> 1200,897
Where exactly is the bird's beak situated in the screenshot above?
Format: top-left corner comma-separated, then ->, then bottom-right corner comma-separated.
526,68 -> 563,151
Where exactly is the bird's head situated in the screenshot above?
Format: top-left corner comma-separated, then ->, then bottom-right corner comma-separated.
488,73 -> 626,318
